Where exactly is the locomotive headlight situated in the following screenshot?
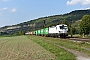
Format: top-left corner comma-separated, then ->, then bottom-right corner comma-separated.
59,31 -> 63,33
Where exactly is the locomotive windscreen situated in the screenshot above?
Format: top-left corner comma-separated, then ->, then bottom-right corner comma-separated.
60,25 -> 67,29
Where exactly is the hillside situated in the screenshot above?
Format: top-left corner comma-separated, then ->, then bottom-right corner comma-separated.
0,9 -> 90,35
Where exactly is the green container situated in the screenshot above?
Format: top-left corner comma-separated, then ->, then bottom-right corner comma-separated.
41,29 -> 44,34
35,30 -> 38,35
37,30 -> 41,34
44,28 -> 49,34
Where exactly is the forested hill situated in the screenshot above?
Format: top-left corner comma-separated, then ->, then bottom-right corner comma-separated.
0,9 -> 90,35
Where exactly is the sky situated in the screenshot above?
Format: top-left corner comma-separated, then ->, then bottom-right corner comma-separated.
0,0 -> 90,27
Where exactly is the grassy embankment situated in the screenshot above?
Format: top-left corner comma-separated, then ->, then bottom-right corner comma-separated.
27,35 -> 76,60
0,36 -> 56,60
27,35 -> 90,59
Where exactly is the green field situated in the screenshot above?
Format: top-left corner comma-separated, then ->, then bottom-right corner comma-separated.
27,36 -> 76,60
0,36 -> 55,60
0,35 -> 90,60
27,35 -> 90,60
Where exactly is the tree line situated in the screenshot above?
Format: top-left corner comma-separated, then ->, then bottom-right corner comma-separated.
80,15 -> 90,37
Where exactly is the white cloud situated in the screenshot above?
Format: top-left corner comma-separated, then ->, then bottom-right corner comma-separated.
0,7 -> 18,13
67,0 -> 90,5
0,7 -> 8,11
67,0 -> 81,5
10,8 -> 17,12
2,7 -> 8,10
85,7 -> 90,10
82,0 -> 90,5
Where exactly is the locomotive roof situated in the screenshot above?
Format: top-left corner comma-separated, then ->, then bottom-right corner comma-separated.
57,24 -> 67,26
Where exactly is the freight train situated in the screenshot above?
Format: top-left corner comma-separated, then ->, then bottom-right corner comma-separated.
26,24 -> 68,38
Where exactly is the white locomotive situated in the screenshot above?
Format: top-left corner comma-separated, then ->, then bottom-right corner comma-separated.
48,24 -> 68,37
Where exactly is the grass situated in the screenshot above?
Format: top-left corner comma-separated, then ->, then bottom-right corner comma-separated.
28,35 -> 90,56
27,35 -> 76,60
1,35 -> 89,60
0,36 -> 55,60
69,34 -> 90,38
29,36 -> 90,58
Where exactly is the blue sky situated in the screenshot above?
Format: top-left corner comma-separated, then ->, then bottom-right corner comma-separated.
0,0 -> 90,27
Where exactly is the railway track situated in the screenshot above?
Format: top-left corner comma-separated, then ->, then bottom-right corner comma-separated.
66,37 -> 90,42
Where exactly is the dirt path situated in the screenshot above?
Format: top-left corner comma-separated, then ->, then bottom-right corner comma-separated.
69,38 -> 90,42
55,44 -> 90,60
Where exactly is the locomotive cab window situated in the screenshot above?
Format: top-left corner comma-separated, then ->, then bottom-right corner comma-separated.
60,25 -> 67,29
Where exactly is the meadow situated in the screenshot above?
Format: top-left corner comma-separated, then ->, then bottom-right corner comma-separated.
0,35 -> 90,60
0,36 -> 55,60
27,35 -> 90,60
27,35 -> 76,60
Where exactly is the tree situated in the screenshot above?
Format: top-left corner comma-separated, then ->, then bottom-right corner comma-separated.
62,20 -> 69,26
72,27 -> 76,35
0,32 -> 2,36
13,32 -> 19,36
19,30 -> 25,35
80,15 -> 90,37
